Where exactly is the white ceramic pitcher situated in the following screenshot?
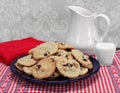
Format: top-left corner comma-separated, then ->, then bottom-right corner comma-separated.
65,6 -> 110,55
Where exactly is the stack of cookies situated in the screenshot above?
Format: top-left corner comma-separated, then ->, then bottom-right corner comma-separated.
15,42 -> 93,80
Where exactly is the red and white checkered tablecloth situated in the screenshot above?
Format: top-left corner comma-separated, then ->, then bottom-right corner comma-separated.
0,50 -> 120,93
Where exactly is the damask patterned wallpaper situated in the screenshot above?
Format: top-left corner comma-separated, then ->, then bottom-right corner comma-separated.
0,0 -> 120,47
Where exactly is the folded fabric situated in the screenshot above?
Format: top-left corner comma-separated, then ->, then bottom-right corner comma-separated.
0,37 -> 44,65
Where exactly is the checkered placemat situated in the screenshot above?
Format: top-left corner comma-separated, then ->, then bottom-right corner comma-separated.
0,51 -> 120,93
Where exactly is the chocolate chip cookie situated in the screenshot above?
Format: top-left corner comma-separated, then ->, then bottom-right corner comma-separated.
32,57 -> 56,79
71,49 -> 93,69
56,58 -> 80,78
58,42 -> 74,50
54,49 -> 68,57
23,66 -> 33,75
29,42 -> 58,60
79,66 -> 88,76
15,62 -> 24,71
16,55 -> 37,67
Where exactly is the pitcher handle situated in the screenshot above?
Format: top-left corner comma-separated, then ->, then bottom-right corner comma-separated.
94,14 -> 110,41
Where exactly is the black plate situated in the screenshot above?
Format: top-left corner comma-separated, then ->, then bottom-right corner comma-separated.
10,55 -> 100,84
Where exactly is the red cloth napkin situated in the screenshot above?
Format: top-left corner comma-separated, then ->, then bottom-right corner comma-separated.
0,37 -> 44,65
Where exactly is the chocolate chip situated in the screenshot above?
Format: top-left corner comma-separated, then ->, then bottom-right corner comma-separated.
54,52 -> 59,55
63,63 -> 73,67
82,59 -> 87,61
36,65 -> 41,69
54,41 -> 58,43
54,52 -> 61,56
44,53 -> 48,56
50,58 -> 55,62
57,54 -> 61,56
31,56 -> 33,59
44,51 -> 50,56
65,48 -> 71,52
66,55 -> 69,59
60,42 -> 65,45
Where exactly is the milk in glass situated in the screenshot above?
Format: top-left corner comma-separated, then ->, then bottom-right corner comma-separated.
95,43 -> 116,66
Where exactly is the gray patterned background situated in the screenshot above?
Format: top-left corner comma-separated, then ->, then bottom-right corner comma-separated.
0,0 -> 120,47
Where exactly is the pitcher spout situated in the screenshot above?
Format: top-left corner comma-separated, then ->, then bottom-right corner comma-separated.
68,6 -> 96,17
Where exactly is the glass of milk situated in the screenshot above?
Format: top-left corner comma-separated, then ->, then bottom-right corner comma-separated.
95,42 -> 116,66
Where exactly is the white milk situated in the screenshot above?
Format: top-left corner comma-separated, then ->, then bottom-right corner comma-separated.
95,42 -> 116,66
